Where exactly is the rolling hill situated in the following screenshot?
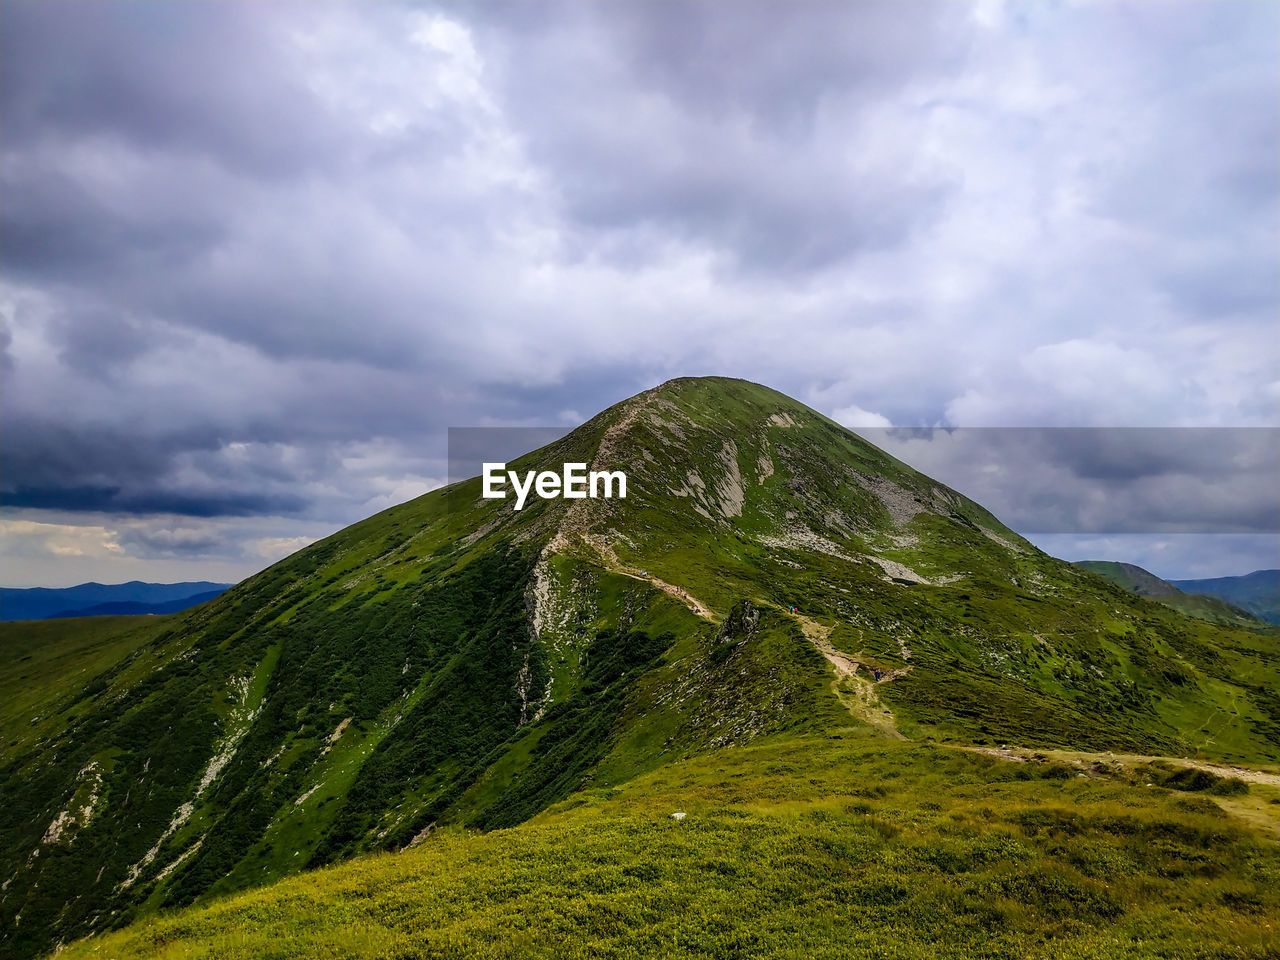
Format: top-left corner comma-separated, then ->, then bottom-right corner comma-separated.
3,377 -> 1277,959
1171,570 -> 1280,625
36,589 -> 228,620
1074,561 -> 1266,629
0,581 -> 231,622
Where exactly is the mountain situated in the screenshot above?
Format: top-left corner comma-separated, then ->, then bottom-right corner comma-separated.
39,589 -> 229,620
1073,560 -> 1181,598
1075,560 -> 1266,629
1170,570 -> 1280,625
3,377 -> 1278,959
0,581 -> 232,622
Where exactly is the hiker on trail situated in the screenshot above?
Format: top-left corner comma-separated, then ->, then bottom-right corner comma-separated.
873,668 -> 881,681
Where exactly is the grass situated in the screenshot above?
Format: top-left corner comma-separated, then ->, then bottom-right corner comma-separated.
57,734 -> 1280,960
0,614 -> 177,764
1075,561 -> 1270,630
7,376 -> 1280,959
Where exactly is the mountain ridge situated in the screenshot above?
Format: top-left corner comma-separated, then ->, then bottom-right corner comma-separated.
37,589 -> 228,620
3,376 -> 1277,959
1171,570 -> 1280,625
1,581 -> 232,622
1074,560 -> 1266,629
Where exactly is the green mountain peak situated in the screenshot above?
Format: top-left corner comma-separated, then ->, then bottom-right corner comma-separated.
3,378 -> 1278,959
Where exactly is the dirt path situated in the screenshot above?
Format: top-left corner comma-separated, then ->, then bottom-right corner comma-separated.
787,612 -> 905,740
962,745 -> 1280,788
549,388 -> 655,549
532,386 -> 719,623
610,563 -> 716,620
792,613 -> 911,681
535,386 -> 720,623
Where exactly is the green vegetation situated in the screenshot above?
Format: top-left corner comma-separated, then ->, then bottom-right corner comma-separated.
3,376 -> 1278,959
56,736 -> 1280,960
0,615 -> 174,765
1076,560 -> 1268,629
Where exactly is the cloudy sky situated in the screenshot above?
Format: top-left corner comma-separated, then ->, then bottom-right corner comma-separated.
2,0 -> 1277,587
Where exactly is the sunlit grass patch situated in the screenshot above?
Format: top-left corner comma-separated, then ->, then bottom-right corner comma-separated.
60,735 -> 1280,960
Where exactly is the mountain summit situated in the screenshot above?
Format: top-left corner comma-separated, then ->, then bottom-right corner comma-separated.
3,377 -> 1278,959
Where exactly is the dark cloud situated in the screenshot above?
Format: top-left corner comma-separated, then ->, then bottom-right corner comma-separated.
0,416 -> 313,516
0,2 -> 340,178
50,308 -> 162,377
0,0 -> 1275,584
0,161 -> 228,285
606,1 -> 967,129
3,485 -> 305,517
2,420 -> 175,493
115,525 -> 229,557
483,2 -> 963,273
859,428 -> 1280,535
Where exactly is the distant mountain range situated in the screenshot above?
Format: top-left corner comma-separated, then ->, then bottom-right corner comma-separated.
1169,570 -> 1280,624
0,581 -> 232,622
1074,561 -> 1277,627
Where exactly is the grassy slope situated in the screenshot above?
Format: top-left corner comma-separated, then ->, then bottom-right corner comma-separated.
554,379 -> 1280,764
1076,561 -> 1267,630
0,488 -> 549,956
0,615 -> 178,765
57,734 -> 1280,960
0,448 -> 725,956
7,376 -> 1280,958
1075,561 -> 1181,597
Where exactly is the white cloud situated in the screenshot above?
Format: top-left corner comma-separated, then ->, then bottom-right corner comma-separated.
0,518 -> 124,559
832,404 -> 893,429
247,536 -> 318,562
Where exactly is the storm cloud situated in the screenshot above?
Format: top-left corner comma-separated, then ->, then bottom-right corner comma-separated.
1,1 -> 1276,584
856,427 -> 1280,536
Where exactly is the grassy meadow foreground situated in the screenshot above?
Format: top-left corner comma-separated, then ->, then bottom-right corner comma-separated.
57,735 -> 1279,959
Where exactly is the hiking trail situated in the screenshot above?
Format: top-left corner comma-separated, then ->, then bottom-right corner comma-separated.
787,611 -> 905,740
